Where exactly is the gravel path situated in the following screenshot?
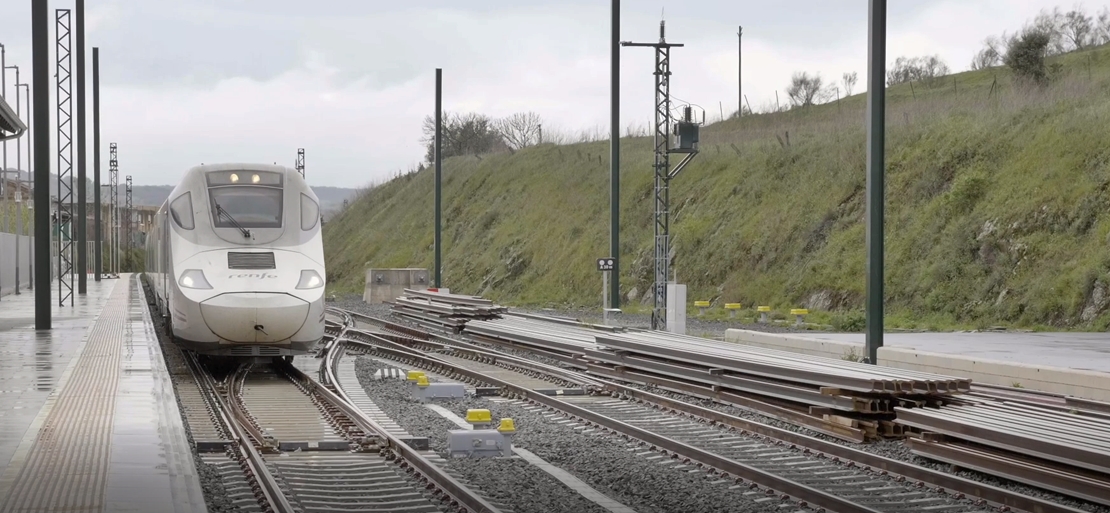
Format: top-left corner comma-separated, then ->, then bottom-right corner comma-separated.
333,295 -> 1108,513
354,356 -> 801,513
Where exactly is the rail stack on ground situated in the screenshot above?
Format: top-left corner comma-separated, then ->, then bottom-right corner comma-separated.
390,289 -> 507,333
895,394 -> 1110,506
463,316 -> 972,441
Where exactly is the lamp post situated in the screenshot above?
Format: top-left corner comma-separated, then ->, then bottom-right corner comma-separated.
4,64 -> 20,295
19,82 -> 31,291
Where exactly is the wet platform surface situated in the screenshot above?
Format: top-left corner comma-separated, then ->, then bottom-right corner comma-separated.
806,331 -> 1110,374
0,274 -> 207,513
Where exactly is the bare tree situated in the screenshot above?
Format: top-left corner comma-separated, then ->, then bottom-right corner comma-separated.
496,111 -> 543,150
1097,7 -> 1110,44
1031,7 -> 1068,55
786,72 -> 828,107
1063,7 -> 1095,50
971,35 -> 1005,70
842,72 -> 858,96
887,55 -> 951,87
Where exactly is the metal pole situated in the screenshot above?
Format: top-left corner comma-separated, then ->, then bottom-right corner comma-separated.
2,43 -> 7,245
14,77 -> 21,294
76,0 -> 86,293
92,46 -> 100,281
21,83 -> 30,291
737,26 -> 742,117
33,0 -> 51,330
433,67 -> 442,289
865,0 -> 886,365
609,0 -> 621,312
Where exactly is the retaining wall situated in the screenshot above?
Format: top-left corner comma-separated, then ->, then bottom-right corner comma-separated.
724,328 -> 1110,402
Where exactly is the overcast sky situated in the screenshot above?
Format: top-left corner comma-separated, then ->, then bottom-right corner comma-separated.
0,0 -> 1105,188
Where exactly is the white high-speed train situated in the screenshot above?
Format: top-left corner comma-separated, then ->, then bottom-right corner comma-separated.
145,163 -> 326,358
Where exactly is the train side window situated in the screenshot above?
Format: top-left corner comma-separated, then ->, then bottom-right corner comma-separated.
170,192 -> 195,230
300,193 -> 319,230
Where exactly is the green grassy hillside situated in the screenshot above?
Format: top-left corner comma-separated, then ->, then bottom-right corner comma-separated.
324,44 -> 1110,331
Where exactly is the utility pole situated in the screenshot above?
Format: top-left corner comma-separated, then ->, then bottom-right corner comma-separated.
865,0 -> 887,365
92,46 -> 100,281
295,148 -> 304,177
33,0 -> 51,329
609,0 -> 621,312
56,7 -> 75,307
76,0 -> 87,293
433,67 -> 442,289
622,21 -> 700,331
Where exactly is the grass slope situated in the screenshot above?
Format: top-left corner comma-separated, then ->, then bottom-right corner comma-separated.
325,44 -> 1110,331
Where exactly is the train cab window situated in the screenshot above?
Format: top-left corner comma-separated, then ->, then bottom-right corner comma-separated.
170,192 -> 195,230
300,193 -> 319,230
206,170 -> 284,229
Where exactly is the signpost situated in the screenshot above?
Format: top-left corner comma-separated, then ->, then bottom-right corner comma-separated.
597,257 -> 619,324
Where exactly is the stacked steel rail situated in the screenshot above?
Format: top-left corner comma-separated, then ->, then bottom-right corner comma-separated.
391,289 -> 507,333
464,317 -> 970,441
896,395 -> 1110,506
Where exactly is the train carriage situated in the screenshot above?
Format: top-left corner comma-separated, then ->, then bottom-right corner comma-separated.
145,163 -> 326,358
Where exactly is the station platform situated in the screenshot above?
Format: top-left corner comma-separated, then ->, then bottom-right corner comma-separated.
0,274 -> 207,513
804,331 -> 1110,374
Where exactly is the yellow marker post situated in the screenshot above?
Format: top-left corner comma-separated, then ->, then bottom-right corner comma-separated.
791,308 -> 809,326
724,303 -> 741,318
694,300 -> 710,316
757,305 -> 771,323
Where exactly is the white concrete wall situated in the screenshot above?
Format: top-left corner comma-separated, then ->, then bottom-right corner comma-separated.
0,233 -> 33,298
724,328 -> 1110,402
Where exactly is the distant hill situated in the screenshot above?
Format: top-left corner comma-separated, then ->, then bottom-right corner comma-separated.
0,170 -> 356,216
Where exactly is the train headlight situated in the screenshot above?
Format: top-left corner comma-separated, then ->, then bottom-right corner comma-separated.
179,269 -> 213,289
296,270 -> 324,289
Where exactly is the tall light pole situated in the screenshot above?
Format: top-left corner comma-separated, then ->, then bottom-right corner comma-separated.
33,0 -> 52,329
5,65 -> 21,295
19,82 -> 30,291
76,0 -> 87,293
12,73 -> 23,295
865,0 -> 887,364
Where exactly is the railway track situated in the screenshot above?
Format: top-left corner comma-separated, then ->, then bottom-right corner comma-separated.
331,307 -> 1097,513
147,297 -> 504,512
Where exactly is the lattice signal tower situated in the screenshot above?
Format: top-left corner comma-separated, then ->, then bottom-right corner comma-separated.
124,175 -> 132,258
56,8 -> 75,306
622,20 -> 700,331
295,148 -> 305,177
109,142 -> 118,275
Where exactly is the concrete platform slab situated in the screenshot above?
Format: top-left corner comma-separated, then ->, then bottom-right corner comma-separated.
0,274 -> 207,513
803,332 -> 1110,374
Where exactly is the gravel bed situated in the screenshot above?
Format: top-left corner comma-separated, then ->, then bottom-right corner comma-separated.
334,295 -> 1108,513
355,356 -> 801,513
142,278 -> 243,513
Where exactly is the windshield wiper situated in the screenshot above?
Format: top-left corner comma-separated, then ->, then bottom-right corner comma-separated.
215,203 -> 252,238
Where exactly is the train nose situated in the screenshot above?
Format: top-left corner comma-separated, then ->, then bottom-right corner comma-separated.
200,293 -> 309,343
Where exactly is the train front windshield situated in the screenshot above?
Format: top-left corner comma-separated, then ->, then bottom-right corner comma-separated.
206,171 -> 284,228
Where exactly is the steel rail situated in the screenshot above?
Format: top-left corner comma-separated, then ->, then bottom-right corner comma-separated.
345,335 -> 886,513
345,327 -> 604,389
288,341 -> 502,513
894,406 -> 1110,475
906,438 -> 1110,508
187,356 -> 297,513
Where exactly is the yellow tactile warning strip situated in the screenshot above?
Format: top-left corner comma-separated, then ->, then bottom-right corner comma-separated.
0,278 -> 129,513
